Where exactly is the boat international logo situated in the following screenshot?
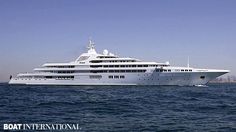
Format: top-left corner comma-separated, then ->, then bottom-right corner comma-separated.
3,123 -> 81,131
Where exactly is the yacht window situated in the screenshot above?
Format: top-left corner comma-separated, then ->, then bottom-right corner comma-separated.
97,56 -> 116,58
200,76 -> 205,79
91,71 -> 97,73
114,76 -> 119,79
109,75 -> 113,79
90,60 -> 102,63
90,75 -> 102,79
78,56 -> 90,61
56,76 -> 74,79
52,66 -> 75,68
181,70 -> 184,71
168,70 -> 171,72
120,75 -> 125,79
90,65 -> 102,68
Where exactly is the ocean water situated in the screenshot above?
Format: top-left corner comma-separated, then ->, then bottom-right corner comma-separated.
0,83 -> 235,131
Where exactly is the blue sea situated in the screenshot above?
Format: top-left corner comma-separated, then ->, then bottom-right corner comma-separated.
0,83 -> 235,131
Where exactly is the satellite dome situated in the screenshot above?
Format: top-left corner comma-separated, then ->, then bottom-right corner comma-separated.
103,49 -> 108,55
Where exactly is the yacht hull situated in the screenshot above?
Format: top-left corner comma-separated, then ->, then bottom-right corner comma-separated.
9,71 -> 228,86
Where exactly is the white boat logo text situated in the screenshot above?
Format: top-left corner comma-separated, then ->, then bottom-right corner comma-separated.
3,123 -> 81,131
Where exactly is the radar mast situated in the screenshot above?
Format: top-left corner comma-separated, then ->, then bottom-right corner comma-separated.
87,37 -> 97,54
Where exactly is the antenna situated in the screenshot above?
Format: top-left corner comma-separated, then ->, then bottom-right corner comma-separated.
88,37 -> 95,49
187,56 -> 190,68
87,37 -> 97,54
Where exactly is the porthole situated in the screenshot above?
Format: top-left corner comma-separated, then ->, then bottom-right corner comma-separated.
200,76 -> 205,79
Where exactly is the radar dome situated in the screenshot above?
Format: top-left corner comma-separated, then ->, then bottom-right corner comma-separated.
103,49 -> 108,55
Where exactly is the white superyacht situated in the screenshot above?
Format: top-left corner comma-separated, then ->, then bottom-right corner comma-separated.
9,39 -> 229,86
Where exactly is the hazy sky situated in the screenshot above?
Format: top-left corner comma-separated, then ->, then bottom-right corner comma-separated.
0,0 -> 235,82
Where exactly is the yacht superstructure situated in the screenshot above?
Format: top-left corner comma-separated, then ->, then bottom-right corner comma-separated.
9,39 -> 229,86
